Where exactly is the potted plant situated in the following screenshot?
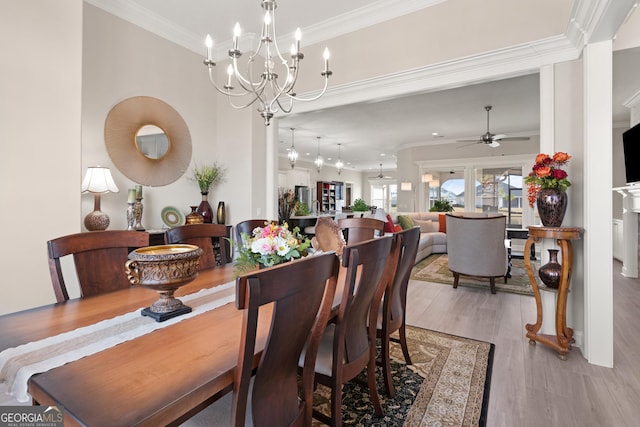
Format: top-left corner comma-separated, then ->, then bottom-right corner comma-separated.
429,198 -> 454,212
352,198 -> 369,212
191,162 -> 226,223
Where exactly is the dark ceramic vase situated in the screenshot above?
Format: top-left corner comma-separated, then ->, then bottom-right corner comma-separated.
196,192 -> 213,223
217,201 -> 226,224
536,188 -> 567,227
538,249 -> 562,289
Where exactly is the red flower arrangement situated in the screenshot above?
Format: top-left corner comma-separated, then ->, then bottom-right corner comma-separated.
524,152 -> 571,207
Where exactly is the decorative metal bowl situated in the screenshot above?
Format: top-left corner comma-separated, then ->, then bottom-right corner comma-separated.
125,244 -> 203,322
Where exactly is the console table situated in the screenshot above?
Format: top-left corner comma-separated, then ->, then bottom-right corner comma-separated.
524,226 -> 584,360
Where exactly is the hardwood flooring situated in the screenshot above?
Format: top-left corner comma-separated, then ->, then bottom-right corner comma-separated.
405,258 -> 640,427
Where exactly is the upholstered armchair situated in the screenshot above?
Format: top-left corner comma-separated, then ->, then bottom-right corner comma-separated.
445,214 -> 508,294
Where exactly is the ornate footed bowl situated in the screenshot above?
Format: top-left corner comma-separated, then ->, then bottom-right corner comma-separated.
126,244 -> 203,322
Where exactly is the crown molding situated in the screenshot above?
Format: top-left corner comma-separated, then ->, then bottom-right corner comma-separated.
85,0 -> 203,53
85,0 -> 445,58
287,34 -> 581,117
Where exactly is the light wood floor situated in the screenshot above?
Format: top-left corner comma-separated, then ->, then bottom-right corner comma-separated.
405,259 -> 640,427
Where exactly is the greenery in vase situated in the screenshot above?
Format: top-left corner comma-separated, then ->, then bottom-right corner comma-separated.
295,201 -> 311,216
429,199 -> 454,212
191,162 -> 226,193
352,198 -> 369,212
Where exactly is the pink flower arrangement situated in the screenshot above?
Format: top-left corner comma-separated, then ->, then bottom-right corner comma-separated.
524,152 -> 571,207
235,222 -> 310,275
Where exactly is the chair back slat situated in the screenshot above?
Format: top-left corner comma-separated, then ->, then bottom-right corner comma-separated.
164,223 -> 228,269
339,236 -> 392,364
234,219 -> 276,246
337,217 -> 385,244
47,230 -> 149,302
234,253 -> 339,427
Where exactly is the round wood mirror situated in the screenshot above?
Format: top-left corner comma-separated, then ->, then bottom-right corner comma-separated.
105,96 -> 191,186
135,125 -> 169,159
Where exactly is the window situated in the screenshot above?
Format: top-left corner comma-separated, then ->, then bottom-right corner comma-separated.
475,167 -> 523,227
370,183 -> 398,212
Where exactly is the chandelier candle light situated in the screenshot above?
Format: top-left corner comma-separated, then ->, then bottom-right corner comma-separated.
203,0 -> 332,126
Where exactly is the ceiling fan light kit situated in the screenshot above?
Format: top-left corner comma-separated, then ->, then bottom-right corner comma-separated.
457,105 -> 530,148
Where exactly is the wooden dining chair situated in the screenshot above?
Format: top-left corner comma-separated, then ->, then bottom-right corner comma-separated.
304,235 -> 393,427
47,230 -> 150,302
232,252 -> 340,427
234,219 -> 276,246
337,217 -> 385,244
164,223 -> 229,269
375,226 -> 420,397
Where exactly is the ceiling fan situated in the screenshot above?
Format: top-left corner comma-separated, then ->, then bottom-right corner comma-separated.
457,105 -> 530,148
369,163 -> 392,179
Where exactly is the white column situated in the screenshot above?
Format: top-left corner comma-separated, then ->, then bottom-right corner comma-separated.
583,41 -> 614,367
614,187 -> 639,277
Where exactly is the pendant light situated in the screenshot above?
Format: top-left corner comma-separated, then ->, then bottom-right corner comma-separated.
314,137 -> 323,173
287,128 -> 298,169
335,143 -> 344,175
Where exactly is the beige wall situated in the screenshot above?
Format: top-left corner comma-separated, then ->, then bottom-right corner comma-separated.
0,1 -> 83,314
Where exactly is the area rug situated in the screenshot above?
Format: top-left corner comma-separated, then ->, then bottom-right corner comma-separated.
411,253 -> 533,295
311,325 -> 494,427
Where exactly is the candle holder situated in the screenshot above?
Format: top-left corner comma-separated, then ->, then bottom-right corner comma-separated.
126,202 -> 135,230
133,197 -> 145,231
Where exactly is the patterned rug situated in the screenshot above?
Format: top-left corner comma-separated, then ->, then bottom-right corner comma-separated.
411,253 -> 534,296
312,326 -> 494,427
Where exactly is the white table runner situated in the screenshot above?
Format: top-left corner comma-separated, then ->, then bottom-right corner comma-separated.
0,281 -> 236,404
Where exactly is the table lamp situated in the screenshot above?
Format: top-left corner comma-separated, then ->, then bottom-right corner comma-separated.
82,166 -> 119,231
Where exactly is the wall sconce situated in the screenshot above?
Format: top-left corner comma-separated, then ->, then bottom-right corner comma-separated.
82,166 -> 119,231
430,179 -> 440,187
400,182 -> 413,191
421,173 -> 433,183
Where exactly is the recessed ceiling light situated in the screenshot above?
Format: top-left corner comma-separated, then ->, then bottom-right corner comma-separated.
432,132 -> 439,136
380,153 -> 385,157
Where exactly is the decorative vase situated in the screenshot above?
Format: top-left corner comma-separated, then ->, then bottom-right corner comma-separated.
196,192 -> 213,223
538,249 -> 562,289
186,206 -> 204,225
217,201 -> 226,224
536,188 -> 567,227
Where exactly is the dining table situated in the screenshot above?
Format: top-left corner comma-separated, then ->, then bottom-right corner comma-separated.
0,263 -> 274,427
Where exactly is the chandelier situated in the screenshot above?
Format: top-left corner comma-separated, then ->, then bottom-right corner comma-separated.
287,128 -> 298,169
203,0 -> 332,126
335,143 -> 344,175
314,137 -> 323,173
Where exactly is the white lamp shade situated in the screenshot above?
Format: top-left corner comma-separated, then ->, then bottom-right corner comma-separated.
400,182 -> 413,191
421,173 -> 433,183
82,167 -> 119,193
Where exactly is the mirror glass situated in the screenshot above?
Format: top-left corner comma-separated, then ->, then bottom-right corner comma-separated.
135,125 -> 169,159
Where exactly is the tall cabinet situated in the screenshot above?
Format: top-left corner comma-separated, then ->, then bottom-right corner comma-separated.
316,181 -> 344,212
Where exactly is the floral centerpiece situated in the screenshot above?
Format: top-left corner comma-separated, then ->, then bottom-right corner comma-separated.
235,222 -> 311,275
524,152 -> 571,207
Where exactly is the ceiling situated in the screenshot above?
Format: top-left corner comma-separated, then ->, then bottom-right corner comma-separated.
88,0 -> 640,172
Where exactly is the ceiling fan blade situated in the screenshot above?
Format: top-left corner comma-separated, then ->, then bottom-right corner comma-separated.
456,141 -> 481,148
492,134 -> 507,140
498,136 -> 530,141
488,141 -> 501,148
456,139 -> 482,143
